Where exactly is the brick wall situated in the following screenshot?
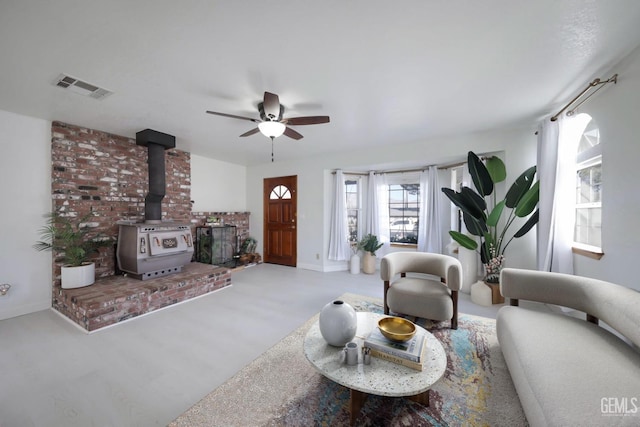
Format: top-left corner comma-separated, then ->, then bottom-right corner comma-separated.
49,122 -> 251,286
50,122 -> 192,282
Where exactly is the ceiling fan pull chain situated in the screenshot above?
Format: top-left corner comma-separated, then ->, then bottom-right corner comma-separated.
271,136 -> 275,162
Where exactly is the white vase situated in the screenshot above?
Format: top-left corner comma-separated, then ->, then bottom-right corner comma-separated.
61,262 -> 96,289
362,252 -> 376,274
458,247 -> 478,294
319,300 -> 357,346
349,254 -> 360,274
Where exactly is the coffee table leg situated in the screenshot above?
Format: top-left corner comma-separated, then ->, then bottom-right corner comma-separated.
350,389 -> 367,425
407,389 -> 430,406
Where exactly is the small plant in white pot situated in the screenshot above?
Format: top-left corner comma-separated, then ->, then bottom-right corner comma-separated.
33,212 -> 112,289
358,234 -> 383,274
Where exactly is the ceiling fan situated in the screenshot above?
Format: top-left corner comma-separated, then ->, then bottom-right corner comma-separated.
206,91 -> 330,146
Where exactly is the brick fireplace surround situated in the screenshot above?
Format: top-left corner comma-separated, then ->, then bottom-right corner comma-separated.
50,122 -> 249,332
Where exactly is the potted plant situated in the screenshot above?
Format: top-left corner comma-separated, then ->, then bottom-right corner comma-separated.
33,212 -> 112,289
358,234 -> 383,274
441,151 -> 539,283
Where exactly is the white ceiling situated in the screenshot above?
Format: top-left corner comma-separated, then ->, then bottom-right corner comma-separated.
1,1 -> 640,166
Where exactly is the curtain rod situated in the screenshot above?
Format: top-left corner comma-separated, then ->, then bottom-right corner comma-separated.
332,158 -> 484,176
333,167 -> 428,176
550,74 -> 617,122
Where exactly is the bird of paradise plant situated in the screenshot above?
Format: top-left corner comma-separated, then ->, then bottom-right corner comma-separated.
441,151 -> 539,281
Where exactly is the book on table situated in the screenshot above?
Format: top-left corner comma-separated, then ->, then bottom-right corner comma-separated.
364,326 -> 427,371
367,347 -> 426,371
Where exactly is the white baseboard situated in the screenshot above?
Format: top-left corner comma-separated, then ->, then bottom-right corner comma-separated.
0,299 -> 51,321
296,263 -> 325,272
322,264 -> 349,272
296,263 -> 349,273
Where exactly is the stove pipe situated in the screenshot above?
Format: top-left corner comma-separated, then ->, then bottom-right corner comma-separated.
136,129 -> 176,223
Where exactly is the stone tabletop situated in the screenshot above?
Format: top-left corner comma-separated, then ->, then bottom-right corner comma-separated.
303,312 -> 447,397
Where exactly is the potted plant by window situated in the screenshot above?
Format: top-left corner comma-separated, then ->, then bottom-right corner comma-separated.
358,234 -> 383,274
441,151 -> 539,284
33,212 -> 112,289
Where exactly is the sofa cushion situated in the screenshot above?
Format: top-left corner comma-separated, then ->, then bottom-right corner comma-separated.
497,306 -> 640,427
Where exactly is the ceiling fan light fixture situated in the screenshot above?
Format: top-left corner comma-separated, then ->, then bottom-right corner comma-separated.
258,121 -> 286,138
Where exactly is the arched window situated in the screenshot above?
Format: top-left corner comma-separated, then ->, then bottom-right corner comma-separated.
270,185 -> 291,200
574,114 -> 602,252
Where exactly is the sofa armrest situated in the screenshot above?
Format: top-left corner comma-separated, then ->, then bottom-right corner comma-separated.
500,268 -> 640,349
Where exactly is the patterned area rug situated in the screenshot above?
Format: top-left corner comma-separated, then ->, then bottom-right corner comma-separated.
171,293 -> 527,427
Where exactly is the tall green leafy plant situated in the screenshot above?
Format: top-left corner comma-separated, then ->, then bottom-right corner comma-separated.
33,212 -> 111,266
441,151 -> 539,264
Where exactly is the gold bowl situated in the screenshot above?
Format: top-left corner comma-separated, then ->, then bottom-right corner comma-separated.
377,317 -> 416,342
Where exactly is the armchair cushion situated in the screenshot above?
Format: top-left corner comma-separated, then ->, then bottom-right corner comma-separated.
386,276 -> 453,321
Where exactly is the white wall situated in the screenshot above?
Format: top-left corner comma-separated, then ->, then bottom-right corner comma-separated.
4,45 -> 639,320
247,127 -> 539,273
0,109 -> 52,320
247,47 -> 640,290
571,45 -> 640,290
190,154 -> 246,212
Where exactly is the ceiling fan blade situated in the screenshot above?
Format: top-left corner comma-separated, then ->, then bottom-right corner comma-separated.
284,116 -> 330,126
239,127 -> 261,137
206,111 -> 259,123
283,127 -> 304,140
263,92 -> 281,120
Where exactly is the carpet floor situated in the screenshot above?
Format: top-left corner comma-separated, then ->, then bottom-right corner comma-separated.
170,293 -> 527,427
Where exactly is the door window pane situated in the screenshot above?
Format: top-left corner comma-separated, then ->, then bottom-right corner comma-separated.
270,185 -> 291,199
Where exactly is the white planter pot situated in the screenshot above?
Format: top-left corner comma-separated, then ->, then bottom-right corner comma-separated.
362,252 -> 376,274
349,254 -> 360,274
319,300 -> 357,346
61,262 -> 96,289
458,247 -> 478,294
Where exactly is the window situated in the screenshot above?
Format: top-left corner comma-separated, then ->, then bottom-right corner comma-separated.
270,185 -> 291,199
574,115 -> 602,251
388,183 -> 419,244
345,178 -> 361,244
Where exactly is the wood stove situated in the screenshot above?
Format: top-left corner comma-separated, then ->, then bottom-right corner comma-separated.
116,129 -> 194,280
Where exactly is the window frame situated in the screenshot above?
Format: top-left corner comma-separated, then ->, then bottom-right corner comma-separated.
572,114 -> 604,258
385,174 -> 420,246
344,175 -> 362,246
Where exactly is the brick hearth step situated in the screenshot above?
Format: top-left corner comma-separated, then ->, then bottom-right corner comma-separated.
53,262 -> 231,332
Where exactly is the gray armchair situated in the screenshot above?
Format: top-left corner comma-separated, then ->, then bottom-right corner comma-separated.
381,252 -> 463,329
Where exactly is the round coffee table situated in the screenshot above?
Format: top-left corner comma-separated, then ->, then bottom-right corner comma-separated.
303,312 -> 447,425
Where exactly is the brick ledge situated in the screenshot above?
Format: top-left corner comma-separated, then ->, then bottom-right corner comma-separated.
53,262 -> 232,331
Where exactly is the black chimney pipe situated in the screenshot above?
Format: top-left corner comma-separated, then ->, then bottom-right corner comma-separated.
136,129 -> 176,223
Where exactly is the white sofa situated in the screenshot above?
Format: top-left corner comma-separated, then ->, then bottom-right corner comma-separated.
497,268 -> 640,427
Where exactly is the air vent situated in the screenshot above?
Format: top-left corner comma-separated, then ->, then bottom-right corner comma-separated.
53,74 -> 113,100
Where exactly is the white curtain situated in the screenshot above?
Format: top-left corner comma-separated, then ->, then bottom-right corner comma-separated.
537,114 -> 589,273
328,170 -> 350,261
537,117 -> 559,271
364,171 -> 377,234
418,166 -> 442,253
365,171 -> 390,255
